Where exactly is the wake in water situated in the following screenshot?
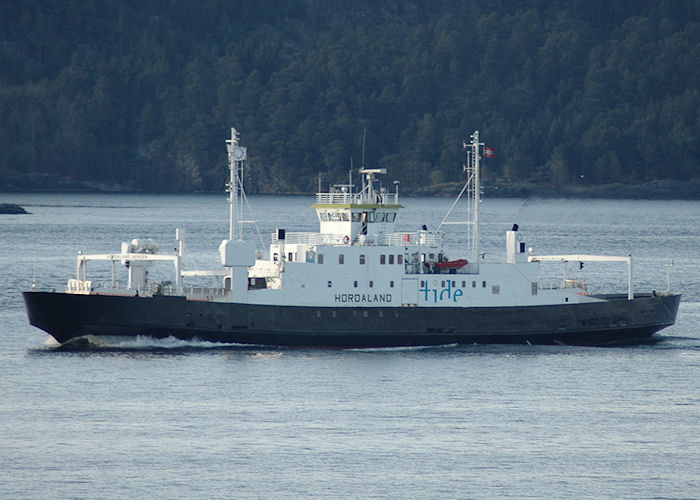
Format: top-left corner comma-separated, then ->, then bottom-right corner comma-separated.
35,334 -> 254,354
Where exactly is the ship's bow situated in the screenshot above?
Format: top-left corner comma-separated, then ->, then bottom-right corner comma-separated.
23,291 -> 87,344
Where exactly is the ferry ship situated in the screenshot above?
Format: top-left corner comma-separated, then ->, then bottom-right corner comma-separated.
23,129 -> 680,347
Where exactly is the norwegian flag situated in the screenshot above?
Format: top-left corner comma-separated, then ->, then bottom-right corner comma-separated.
483,146 -> 495,158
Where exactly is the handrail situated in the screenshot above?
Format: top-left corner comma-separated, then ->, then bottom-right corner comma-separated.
271,231 -> 441,247
530,254 -> 632,300
315,192 -> 391,205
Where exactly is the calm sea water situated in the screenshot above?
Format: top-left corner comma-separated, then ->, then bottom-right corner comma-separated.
1,193 -> 699,499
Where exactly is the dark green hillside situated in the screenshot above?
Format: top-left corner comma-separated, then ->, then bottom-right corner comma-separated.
1,0 -> 698,193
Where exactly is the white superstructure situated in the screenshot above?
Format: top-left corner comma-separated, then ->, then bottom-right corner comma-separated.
66,129 -> 635,309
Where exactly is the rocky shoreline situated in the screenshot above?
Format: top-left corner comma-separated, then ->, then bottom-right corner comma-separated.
412,179 -> 700,200
1,175 -> 699,200
0,203 -> 29,214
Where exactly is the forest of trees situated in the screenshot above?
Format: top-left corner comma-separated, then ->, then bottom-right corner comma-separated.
1,0 -> 698,193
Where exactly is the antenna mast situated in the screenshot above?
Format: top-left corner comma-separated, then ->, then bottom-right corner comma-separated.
437,131 -> 485,264
361,128 -> 367,168
226,128 -> 247,240
466,131 -> 483,263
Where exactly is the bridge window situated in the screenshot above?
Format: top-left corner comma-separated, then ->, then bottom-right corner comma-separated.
320,212 -> 329,221
330,212 -> 341,222
341,212 -> 349,221
352,212 -> 361,222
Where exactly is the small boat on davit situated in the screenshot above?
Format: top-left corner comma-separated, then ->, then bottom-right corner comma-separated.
23,129 -> 680,347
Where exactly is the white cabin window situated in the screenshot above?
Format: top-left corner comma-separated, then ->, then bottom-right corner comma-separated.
359,255 -> 365,265
472,281 -> 476,288
398,255 -> 403,265
390,281 -> 394,288
482,281 -> 487,288
354,281 -> 358,288
380,255 -> 386,264
318,254 -> 324,264
273,253 -> 279,262
288,252 -> 293,262
389,255 -> 394,265
369,281 -> 373,288
532,282 -> 538,295
328,281 -> 332,287
339,254 -> 344,264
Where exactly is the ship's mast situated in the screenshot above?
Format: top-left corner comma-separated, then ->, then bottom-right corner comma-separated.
226,128 -> 247,240
437,130 -> 487,264
467,130 -> 482,264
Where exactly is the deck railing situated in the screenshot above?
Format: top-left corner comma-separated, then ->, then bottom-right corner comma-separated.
538,279 -> 588,293
67,279 -> 229,300
315,192 -> 391,205
271,231 -> 441,247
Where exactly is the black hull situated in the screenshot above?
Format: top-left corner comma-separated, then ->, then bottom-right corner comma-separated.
23,291 -> 681,347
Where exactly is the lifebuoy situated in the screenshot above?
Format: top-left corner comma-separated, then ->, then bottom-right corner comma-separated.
343,235 -> 350,244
